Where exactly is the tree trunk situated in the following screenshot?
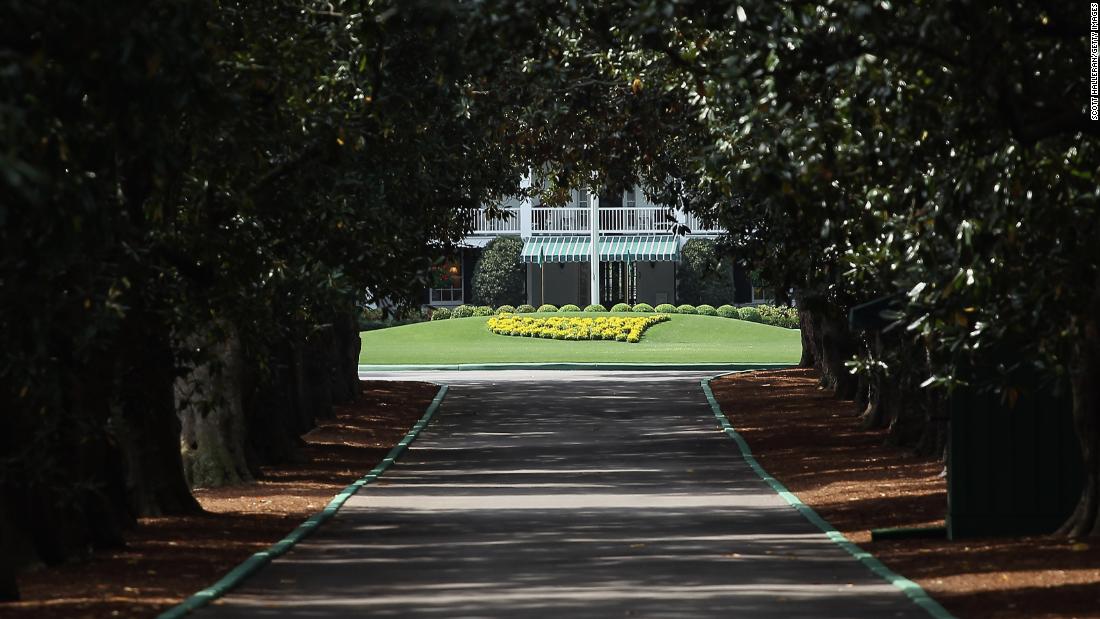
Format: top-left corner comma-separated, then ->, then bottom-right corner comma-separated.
330,311 -> 361,404
115,307 -> 200,516
243,340 -> 305,465
1058,282 -> 1100,537
177,325 -> 253,489
818,310 -> 858,400
798,307 -> 817,368
0,506 -> 21,601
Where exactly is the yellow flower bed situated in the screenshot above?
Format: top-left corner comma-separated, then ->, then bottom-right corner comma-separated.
486,314 -> 670,344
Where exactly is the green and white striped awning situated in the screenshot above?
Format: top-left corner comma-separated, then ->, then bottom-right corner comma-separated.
521,235 -> 680,263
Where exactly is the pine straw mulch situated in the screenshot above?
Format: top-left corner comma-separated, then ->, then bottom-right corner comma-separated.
4,379 -> 438,619
710,368 -> 1100,619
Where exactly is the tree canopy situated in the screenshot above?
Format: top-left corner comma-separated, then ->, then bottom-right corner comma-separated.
2,0 -> 1098,601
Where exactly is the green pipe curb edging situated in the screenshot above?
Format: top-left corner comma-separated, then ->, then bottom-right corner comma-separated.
157,384 -> 449,619
360,362 -> 795,372
700,375 -> 956,619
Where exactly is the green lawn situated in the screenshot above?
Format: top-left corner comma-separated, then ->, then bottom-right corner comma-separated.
359,312 -> 801,365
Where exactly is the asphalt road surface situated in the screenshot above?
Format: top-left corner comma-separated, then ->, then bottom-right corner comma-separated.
197,370 -> 934,618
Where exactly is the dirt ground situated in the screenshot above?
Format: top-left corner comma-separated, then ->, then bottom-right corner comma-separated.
2,380 -> 438,619
710,368 -> 1100,619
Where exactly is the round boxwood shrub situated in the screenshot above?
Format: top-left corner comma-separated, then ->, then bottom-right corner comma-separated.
655,303 -> 678,313
495,305 -> 516,314
737,306 -> 762,322
584,304 -> 607,312
716,304 -> 737,318
471,236 -> 525,307
697,304 -> 717,316
559,304 -> 581,312
473,305 -> 494,316
632,303 -> 655,313
516,304 -> 536,313
537,304 -> 558,313
431,307 -> 452,320
451,304 -> 475,318
677,304 -> 697,314
610,303 -> 632,312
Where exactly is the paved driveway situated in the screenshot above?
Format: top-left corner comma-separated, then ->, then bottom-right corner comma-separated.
198,370 -> 932,618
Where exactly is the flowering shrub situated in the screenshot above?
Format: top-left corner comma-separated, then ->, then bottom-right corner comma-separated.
473,305 -> 494,316
697,304 -> 717,316
486,314 -> 670,343
431,307 -> 451,320
451,304 -> 476,318
610,303 -> 632,312
756,304 -> 800,329
632,303 -> 655,312
584,304 -> 607,312
716,304 -> 737,318
516,304 -> 536,313
655,303 -> 678,313
495,305 -> 516,314
559,304 -> 581,312
677,304 -> 697,314
537,304 -> 558,313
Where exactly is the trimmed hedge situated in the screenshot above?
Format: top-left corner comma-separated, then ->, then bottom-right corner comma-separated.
431,307 -> 451,320
716,304 -> 737,318
677,304 -> 697,314
473,305 -> 494,316
610,303 -> 632,312
495,305 -> 516,314
537,304 -> 558,313
737,306 -> 762,323
655,303 -> 678,313
516,304 -> 536,313
632,303 -> 655,313
697,304 -> 717,316
584,304 -> 607,312
559,304 -> 581,312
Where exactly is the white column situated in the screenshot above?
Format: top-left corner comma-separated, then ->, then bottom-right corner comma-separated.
590,187 -> 600,306
520,169 -> 532,239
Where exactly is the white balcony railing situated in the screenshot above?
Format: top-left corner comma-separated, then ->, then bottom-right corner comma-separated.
466,207 -> 521,234
468,206 -> 724,236
599,207 -> 672,233
532,207 -> 590,233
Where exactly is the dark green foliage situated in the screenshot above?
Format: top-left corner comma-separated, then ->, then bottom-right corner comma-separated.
471,236 -> 525,307
516,304 -> 536,313
655,303 -> 678,313
676,240 -> 735,306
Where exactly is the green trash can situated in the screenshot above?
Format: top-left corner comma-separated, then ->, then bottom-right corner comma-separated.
948,379 -> 1084,538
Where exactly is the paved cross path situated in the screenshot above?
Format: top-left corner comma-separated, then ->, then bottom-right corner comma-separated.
199,370 -> 933,618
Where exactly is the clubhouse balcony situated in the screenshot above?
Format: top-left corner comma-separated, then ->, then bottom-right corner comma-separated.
464,206 -> 724,240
